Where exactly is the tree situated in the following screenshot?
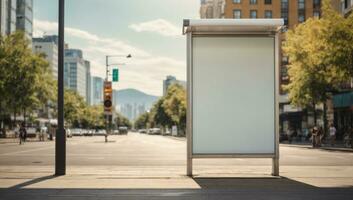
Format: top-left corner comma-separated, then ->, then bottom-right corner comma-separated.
134,83 -> 187,135
134,112 -> 149,129
64,89 -> 86,127
81,105 -> 105,129
149,97 -> 172,131
283,0 -> 352,125
162,84 -> 187,134
0,31 -> 55,126
114,112 -> 132,129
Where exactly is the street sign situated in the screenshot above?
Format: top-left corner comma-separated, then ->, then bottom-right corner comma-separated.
112,68 -> 119,82
104,81 -> 113,115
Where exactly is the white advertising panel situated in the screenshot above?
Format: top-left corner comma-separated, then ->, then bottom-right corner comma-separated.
192,37 -> 275,154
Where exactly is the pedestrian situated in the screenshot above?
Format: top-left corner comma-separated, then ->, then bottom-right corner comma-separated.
311,126 -> 318,148
329,124 -> 336,147
19,123 -> 27,145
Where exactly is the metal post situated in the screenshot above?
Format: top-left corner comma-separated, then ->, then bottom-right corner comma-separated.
55,0 -> 66,176
272,31 -> 281,177
272,158 -> 279,176
105,56 -> 109,81
186,31 -> 192,177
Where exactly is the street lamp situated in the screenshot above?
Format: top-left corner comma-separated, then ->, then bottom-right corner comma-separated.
56,0 -> 65,176
104,54 -> 131,142
105,54 -> 132,81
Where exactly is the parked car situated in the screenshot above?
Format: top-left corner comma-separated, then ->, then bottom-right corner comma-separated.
26,127 -> 38,138
118,127 -> 128,135
149,128 -> 161,135
113,130 -> 119,135
138,129 -> 147,134
95,129 -> 106,136
71,129 -> 83,136
83,129 -> 93,136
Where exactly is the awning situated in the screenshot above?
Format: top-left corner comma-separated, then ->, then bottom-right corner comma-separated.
333,92 -> 353,108
183,19 -> 284,34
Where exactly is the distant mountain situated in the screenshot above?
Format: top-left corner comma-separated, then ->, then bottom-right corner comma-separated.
113,88 -> 159,110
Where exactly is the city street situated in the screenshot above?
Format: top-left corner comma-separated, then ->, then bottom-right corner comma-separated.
0,132 -> 352,199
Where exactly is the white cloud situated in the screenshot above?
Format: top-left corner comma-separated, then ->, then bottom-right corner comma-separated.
129,19 -> 181,38
33,19 -> 185,96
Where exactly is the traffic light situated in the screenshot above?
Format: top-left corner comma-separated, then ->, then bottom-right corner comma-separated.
104,81 -> 113,115
112,68 -> 119,82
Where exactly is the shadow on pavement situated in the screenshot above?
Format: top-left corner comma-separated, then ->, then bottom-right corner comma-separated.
0,176 -> 352,200
9,175 -> 57,189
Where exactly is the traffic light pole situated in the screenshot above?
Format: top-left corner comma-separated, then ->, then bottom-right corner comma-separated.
55,0 -> 66,176
104,54 -> 131,142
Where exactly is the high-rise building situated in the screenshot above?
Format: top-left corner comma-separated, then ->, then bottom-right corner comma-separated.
121,104 -> 133,121
32,35 -> 59,79
0,0 -> 17,35
200,0 -> 226,18
85,60 -> 91,105
163,75 -> 186,96
64,48 -> 87,101
91,76 -> 104,106
16,0 -> 33,40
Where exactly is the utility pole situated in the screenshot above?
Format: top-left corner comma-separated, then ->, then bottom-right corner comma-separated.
55,0 -> 65,176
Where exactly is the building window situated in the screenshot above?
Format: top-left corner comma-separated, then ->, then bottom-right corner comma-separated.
298,0 -> 305,10
265,0 -> 272,4
250,10 -> 257,18
313,0 -> 321,9
313,11 -> 320,18
281,0 -> 289,25
281,11 -> 288,25
233,10 -> 241,18
265,10 -> 272,18
250,0 -> 257,4
233,0 -> 241,3
281,0 -> 288,9
298,13 -> 305,23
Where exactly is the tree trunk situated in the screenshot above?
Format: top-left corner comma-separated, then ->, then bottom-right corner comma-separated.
313,102 -> 317,126
23,108 -> 26,126
13,110 -> 16,128
323,101 -> 328,135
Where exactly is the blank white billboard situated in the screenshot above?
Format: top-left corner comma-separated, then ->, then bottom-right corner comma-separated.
192,37 -> 275,154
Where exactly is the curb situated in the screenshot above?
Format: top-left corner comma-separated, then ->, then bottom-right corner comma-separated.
281,144 -> 353,153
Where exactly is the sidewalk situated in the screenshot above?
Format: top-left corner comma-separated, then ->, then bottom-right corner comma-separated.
0,165 -> 352,200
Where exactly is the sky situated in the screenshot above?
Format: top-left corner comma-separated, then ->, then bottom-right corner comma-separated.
33,0 -> 200,96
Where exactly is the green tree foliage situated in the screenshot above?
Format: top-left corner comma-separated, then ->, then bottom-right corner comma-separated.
149,97 -> 172,129
0,32 -> 55,125
134,83 -> 186,135
81,105 -> 105,129
114,112 -> 132,129
163,84 -> 187,133
134,112 -> 149,129
64,89 -> 86,127
283,0 -> 353,108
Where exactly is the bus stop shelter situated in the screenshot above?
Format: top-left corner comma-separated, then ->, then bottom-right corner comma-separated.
183,19 -> 283,176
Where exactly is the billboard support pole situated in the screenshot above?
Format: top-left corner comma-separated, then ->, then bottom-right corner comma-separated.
272,29 -> 281,177
186,30 -> 193,177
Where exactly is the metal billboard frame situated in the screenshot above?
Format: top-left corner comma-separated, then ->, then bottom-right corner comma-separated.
184,19 -> 283,177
